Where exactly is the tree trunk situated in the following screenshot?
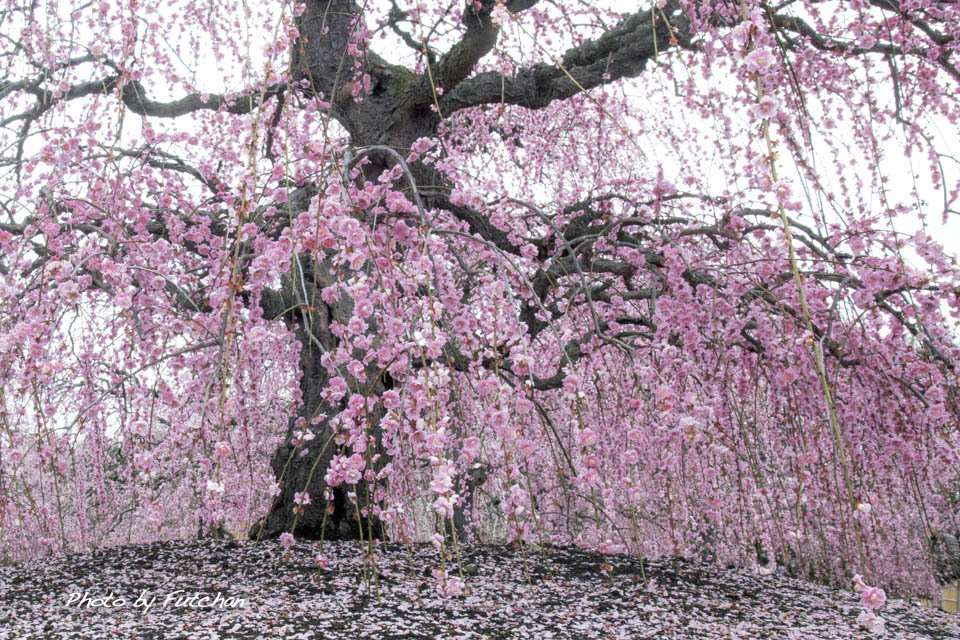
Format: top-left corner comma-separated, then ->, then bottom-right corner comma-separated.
250,270 -> 387,541
250,1 -> 446,542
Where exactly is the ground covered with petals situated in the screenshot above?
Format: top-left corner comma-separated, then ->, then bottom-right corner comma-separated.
1,540 -> 958,639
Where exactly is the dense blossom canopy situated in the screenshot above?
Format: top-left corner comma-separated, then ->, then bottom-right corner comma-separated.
1,0 -> 958,599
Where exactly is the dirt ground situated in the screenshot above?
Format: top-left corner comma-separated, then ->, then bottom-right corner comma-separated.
1,539 -> 958,639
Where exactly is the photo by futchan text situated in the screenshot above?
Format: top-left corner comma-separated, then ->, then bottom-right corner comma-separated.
65,590 -> 247,614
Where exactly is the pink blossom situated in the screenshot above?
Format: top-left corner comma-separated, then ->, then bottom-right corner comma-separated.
578,428 -> 598,448
437,575 -> 464,597
291,430 -> 315,446
488,408 -> 509,430
449,189 -> 471,206
476,378 -> 499,395
578,468 -> 600,488
517,438 -> 537,456
433,494 -> 455,519
429,464 -> 455,494
279,532 -> 295,548
745,48 -> 776,74
773,180 -> 793,203
857,609 -> 886,634
861,586 -> 886,610
385,191 -> 413,213
355,299 -> 373,318
410,137 -> 435,154
381,390 -> 401,409
491,2 -> 510,27
294,491 -> 312,506
462,436 -> 482,458
343,467 -> 363,484
731,23 -> 751,49
563,374 -> 582,393
752,94 -> 779,119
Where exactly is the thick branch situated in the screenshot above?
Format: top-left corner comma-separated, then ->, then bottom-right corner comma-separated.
440,2 -> 687,113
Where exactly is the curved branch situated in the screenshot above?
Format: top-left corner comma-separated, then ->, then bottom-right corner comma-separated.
440,2 -> 687,113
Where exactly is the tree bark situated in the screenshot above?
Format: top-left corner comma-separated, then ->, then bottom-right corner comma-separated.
250,267 -> 390,541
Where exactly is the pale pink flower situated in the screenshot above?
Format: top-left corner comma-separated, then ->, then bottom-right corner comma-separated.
294,491 -> 312,506
857,609 -> 886,634
752,94 -> 779,119
239,223 -> 258,241
449,189 -> 471,206
439,575 -> 464,597
462,436 -> 482,458
490,2 -> 509,27
773,180 -> 793,203
578,468 -> 600,488
578,428 -> 598,447
279,532 -> 295,548
385,191 -> 413,213
745,48 -> 776,74
517,438 -> 537,457
291,429 -> 315,446
381,390 -> 401,409
861,586 -> 886,610
476,378 -> 499,395
429,465 -> 454,494
515,397 -> 533,414
433,494 -> 455,519
563,374 -> 582,393
410,137 -> 435,154
731,23 -> 751,49
488,409 -> 509,430
214,440 -> 231,458
343,467 -> 362,485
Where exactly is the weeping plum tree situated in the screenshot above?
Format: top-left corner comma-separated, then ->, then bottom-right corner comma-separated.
1,0 -> 959,595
